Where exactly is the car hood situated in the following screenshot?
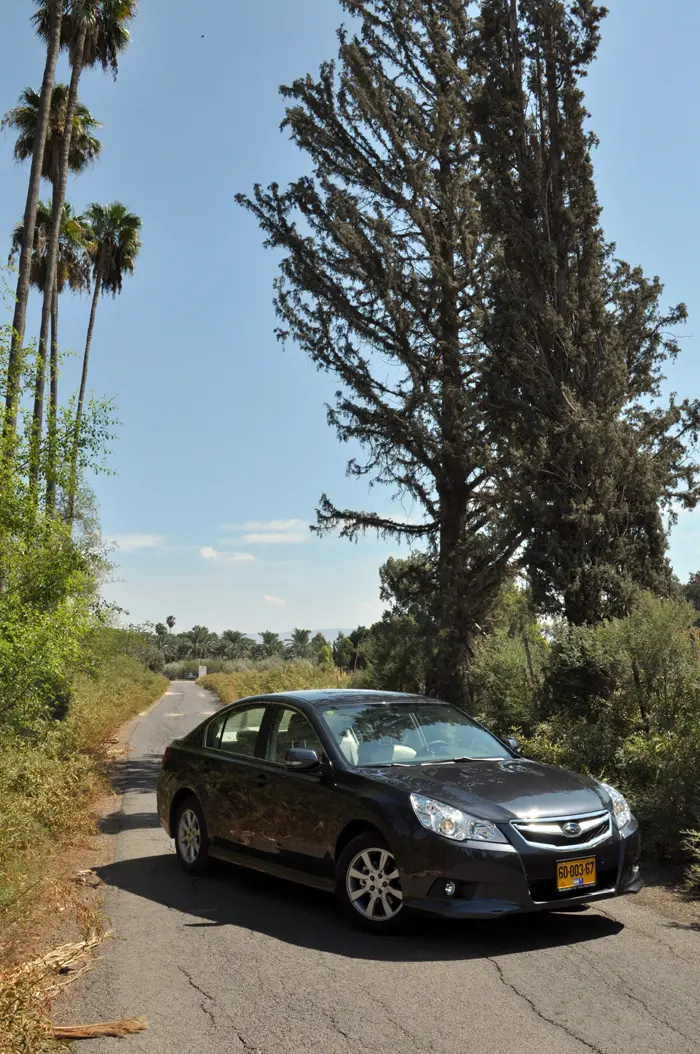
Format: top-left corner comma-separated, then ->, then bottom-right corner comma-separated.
365,758 -> 607,822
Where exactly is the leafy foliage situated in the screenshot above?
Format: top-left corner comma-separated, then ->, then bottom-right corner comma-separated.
200,662 -> 346,705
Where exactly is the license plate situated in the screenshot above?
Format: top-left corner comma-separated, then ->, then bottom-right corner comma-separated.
556,856 -> 596,892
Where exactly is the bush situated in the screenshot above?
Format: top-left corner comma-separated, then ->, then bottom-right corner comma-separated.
354,616 -> 430,694
200,661 -> 348,703
163,658 -> 264,680
682,831 -> 700,892
519,595 -> 700,860
0,651 -> 166,910
471,626 -> 545,737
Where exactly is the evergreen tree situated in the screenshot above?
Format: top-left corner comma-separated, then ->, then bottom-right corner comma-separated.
474,0 -> 700,623
238,0 -> 520,706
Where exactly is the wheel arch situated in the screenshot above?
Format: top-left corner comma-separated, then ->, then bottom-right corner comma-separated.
334,819 -> 386,861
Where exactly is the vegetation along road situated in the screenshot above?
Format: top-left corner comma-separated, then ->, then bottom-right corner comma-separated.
63,681 -> 700,1054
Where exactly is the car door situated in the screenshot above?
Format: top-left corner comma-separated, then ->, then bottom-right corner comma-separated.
203,703 -> 267,851
247,704 -> 336,877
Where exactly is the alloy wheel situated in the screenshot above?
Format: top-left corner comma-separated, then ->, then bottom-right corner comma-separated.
346,847 -> 403,921
178,808 -> 201,864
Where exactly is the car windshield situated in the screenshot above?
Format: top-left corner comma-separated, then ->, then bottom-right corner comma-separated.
320,702 -> 510,767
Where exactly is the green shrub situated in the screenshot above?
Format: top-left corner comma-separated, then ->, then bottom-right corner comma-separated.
682,831 -> 700,892
200,662 -> 348,703
0,653 -> 166,910
522,595 -> 700,859
471,627 -> 545,737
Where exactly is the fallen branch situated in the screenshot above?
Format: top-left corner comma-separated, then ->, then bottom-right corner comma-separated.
53,1018 -> 148,1040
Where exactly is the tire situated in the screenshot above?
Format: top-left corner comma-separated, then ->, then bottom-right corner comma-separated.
174,796 -> 210,875
336,832 -> 407,933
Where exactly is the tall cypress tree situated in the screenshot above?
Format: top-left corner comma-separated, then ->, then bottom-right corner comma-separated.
238,0 -> 521,706
475,0 -> 700,623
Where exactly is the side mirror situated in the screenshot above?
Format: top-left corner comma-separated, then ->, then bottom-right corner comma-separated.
505,737 -> 520,754
285,747 -> 321,772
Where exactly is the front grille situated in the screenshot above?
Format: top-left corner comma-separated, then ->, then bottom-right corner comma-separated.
511,811 -> 612,851
529,868 -> 617,904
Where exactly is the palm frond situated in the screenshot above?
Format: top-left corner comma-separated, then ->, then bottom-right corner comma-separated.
33,1 -> 138,79
1,83 -> 101,181
82,201 -> 142,295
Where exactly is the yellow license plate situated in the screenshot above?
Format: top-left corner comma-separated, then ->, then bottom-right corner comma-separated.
556,856 -> 596,892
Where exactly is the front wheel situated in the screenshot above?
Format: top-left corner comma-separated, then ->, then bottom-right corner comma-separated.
174,796 -> 210,875
336,833 -> 406,932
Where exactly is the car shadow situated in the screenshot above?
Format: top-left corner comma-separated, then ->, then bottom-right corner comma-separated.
94,853 -> 624,963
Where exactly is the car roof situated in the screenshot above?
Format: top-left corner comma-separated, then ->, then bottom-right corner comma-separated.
235,689 -> 441,710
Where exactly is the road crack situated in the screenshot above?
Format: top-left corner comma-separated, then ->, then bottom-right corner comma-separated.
592,907 -> 696,966
577,948 -> 697,1047
486,956 -> 606,1054
177,965 -> 217,1031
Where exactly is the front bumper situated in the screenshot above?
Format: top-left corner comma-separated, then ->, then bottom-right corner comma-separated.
399,820 -> 642,919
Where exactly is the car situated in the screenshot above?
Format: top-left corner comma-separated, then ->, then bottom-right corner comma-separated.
156,689 -> 642,932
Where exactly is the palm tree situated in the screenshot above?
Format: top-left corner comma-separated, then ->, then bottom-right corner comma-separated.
181,626 -> 216,660
3,0 -> 63,439
287,628 -> 312,659
3,85 -> 102,190
10,199 -> 91,509
220,630 -> 254,660
3,84 -> 100,494
166,615 -> 176,633
260,631 -> 284,659
66,202 -> 142,522
30,0 -> 136,484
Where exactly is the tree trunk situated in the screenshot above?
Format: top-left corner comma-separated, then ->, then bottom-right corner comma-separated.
67,256 -> 102,525
29,26 -> 87,492
46,281 -> 59,513
3,0 -> 63,439
522,631 -> 536,688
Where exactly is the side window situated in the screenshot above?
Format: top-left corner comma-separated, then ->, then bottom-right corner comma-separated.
219,706 -> 266,758
205,713 -> 226,749
268,707 -> 324,765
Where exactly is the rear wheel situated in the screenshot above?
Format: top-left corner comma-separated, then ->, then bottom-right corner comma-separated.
174,796 -> 210,875
336,833 -> 406,932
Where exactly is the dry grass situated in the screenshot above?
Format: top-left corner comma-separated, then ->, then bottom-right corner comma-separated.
0,656 -> 166,913
0,933 -> 105,1054
199,661 -> 349,705
0,656 -> 166,1054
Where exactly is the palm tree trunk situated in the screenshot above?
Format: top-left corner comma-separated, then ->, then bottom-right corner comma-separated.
67,255 -> 102,525
46,280 -> 59,513
3,0 -> 63,440
30,25 -> 88,493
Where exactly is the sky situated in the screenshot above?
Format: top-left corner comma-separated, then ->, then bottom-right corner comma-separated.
1,0 -> 699,634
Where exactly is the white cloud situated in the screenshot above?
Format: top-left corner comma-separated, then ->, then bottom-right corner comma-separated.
218,518 -> 310,546
242,519 -> 307,532
111,533 -> 167,552
242,531 -> 307,545
200,547 -> 256,564
264,594 -> 286,607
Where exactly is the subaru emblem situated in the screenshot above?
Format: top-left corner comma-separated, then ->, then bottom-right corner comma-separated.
563,822 -> 582,838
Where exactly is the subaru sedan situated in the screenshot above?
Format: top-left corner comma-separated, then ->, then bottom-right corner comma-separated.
156,689 -> 642,931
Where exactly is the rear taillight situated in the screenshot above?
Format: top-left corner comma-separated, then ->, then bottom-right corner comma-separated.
162,746 -> 173,767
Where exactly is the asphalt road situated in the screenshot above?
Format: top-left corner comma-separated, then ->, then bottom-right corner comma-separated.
67,681 -> 700,1054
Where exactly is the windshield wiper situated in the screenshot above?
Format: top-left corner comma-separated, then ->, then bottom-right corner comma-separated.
422,756 -> 503,765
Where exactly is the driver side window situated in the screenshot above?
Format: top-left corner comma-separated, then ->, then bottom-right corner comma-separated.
268,707 -> 324,765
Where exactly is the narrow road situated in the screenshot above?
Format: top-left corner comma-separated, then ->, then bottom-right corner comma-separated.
67,681 -> 700,1053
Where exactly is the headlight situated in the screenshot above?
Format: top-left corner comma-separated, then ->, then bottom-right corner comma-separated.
410,793 -> 508,844
600,783 -> 632,829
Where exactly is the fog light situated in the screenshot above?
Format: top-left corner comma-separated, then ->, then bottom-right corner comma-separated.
444,881 -> 456,897
632,864 -> 640,876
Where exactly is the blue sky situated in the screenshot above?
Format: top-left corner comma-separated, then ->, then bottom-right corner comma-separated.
1,0 -> 699,633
